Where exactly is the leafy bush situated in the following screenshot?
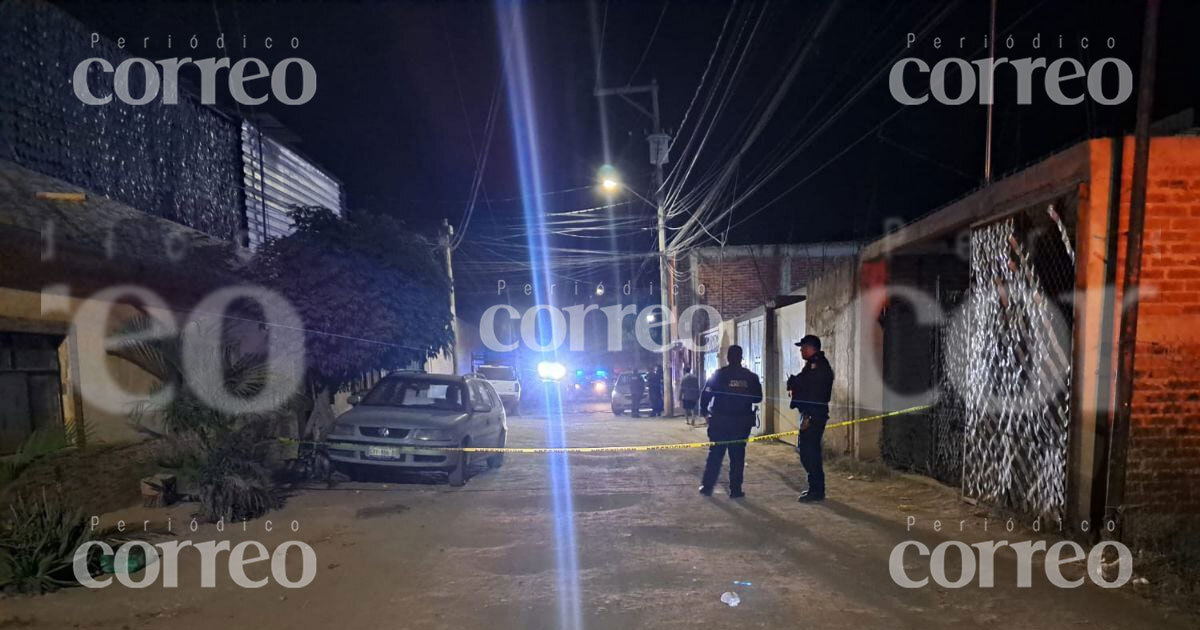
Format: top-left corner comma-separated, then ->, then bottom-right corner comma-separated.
251,205 -> 453,440
0,490 -> 94,594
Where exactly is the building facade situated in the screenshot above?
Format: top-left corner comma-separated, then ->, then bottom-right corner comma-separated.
0,0 -> 346,451
801,136 -> 1200,537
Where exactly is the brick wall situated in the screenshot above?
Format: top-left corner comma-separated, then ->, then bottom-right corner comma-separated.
680,248 -> 854,322
1117,138 -> 1200,522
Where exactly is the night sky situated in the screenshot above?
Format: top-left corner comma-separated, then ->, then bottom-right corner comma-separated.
53,0 -> 1200,296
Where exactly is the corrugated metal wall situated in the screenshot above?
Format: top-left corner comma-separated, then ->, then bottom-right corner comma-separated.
241,121 -> 344,249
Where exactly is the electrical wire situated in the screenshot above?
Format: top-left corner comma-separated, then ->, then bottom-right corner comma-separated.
627,0 -> 671,84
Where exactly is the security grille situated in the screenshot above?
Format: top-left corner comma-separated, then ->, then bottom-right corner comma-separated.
959,202 -> 1076,522
929,286 -> 967,486
879,264 -> 967,487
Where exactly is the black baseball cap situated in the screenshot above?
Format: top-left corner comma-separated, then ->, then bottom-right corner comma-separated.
795,334 -> 821,349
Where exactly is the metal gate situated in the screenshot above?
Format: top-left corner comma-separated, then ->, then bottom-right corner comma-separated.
736,316 -> 766,435
959,201 -> 1076,522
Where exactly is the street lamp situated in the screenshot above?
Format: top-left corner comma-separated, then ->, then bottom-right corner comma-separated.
598,164 -> 621,195
596,166 -> 654,205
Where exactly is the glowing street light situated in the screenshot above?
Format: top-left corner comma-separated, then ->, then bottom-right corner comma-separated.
597,165 -> 654,205
598,164 -> 621,195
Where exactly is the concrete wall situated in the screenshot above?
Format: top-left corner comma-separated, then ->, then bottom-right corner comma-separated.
0,285 -> 159,445
804,258 -> 861,456
424,317 -> 482,376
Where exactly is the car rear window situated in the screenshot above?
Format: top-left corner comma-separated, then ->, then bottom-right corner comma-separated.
361,378 -> 464,410
478,366 -> 516,381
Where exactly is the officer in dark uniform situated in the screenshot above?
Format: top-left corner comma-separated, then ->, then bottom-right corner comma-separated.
698,345 -> 762,498
647,365 -> 664,416
787,334 -> 834,502
629,370 -> 646,417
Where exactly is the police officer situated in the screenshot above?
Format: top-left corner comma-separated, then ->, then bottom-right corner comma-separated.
787,334 -> 834,502
629,369 -> 646,417
698,345 -> 762,498
647,365 -> 664,416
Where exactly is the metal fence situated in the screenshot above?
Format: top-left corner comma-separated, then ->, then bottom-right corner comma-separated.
960,198 -> 1077,522
928,285 -> 967,486
879,260 -> 967,486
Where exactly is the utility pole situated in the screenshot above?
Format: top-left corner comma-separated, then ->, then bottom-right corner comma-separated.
1106,0 -> 1160,532
983,0 -> 997,183
595,79 -> 675,416
443,218 -> 460,374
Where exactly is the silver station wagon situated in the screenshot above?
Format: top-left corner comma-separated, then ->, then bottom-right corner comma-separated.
325,372 -> 508,486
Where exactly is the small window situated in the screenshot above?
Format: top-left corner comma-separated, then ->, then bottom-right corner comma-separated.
478,366 -> 516,381
484,383 -> 502,408
469,381 -> 492,411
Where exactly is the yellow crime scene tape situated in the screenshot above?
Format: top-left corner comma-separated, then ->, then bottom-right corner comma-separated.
291,405 -> 931,455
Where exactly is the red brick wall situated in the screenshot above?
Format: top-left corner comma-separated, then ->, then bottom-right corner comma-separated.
680,252 -> 852,321
694,255 -> 779,320
1114,138 -> 1200,520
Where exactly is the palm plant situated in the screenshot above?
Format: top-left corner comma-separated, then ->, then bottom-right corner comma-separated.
107,312 -> 289,522
0,490 -> 93,593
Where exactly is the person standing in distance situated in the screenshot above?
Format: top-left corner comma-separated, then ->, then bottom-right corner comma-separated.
787,334 -> 834,502
628,369 -> 646,417
679,365 -> 701,425
647,365 -> 664,417
698,345 -> 762,498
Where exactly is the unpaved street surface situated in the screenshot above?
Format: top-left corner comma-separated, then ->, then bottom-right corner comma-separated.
6,403 -> 1191,629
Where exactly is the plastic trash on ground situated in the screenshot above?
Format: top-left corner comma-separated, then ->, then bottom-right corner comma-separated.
720,591 -> 741,607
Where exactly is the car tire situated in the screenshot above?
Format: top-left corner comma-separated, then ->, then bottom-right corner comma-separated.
449,440 -> 470,486
488,431 -> 506,469
506,402 -> 518,417
612,405 -> 623,416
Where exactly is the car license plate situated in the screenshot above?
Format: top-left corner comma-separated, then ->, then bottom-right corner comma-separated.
366,446 -> 402,459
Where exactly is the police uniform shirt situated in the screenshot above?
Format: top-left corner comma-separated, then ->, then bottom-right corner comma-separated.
701,364 -> 763,427
788,351 -> 834,419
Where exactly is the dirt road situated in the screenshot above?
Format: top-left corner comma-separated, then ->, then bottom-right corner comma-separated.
6,403 -> 1190,629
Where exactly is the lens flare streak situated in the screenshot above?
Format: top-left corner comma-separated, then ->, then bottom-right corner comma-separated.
495,4 -> 583,628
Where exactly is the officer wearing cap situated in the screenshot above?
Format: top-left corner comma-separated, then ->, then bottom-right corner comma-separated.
698,345 -> 762,498
787,334 -> 834,502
